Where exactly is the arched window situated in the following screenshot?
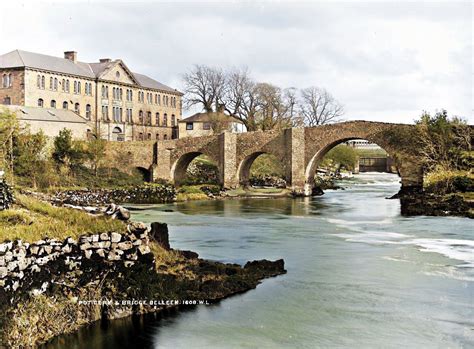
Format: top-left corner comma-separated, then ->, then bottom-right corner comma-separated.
50,77 -> 53,89
86,104 -> 91,119
74,81 -> 78,93
2,74 -> 7,88
101,85 -> 105,97
8,74 -> 12,87
119,88 -> 123,100
164,134 -> 168,140
37,75 -> 41,88
155,112 -> 160,126
41,76 -> 45,89
156,133 -> 160,140
139,132 -> 144,140
75,103 -> 80,114
147,112 -> 151,125
163,113 -> 168,126
147,133 -> 152,140
66,80 -> 70,92
171,114 -> 175,126
119,107 -> 123,122
157,94 -> 161,105
77,81 -> 81,94
139,110 -> 143,124
155,94 -> 158,104
106,86 -> 109,97
38,98 -> 44,107
63,101 -> 68,109
112,87 -> 116,99
54,78 -> 58,90
50,100 -> 56,108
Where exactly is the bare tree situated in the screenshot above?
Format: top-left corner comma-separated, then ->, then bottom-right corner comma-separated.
299,87 -> 344,126
182,65 -> 226,113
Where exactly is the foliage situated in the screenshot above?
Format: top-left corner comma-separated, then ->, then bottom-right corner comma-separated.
12,130 -> 48,188
0,194 -> 125,242
0,179 -> 14,210
322,145 -> 358,171
250,154 -> 285,178
183,156 -> 220,185
415,110 -> 472,171
424,170 -> 474,194
52,128 -> 87,169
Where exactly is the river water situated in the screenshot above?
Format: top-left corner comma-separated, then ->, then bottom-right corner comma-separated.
44,173 -> 474,349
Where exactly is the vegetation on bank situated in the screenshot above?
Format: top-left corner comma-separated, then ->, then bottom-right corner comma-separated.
0,194 -> 126,242
0,110 -> 146,191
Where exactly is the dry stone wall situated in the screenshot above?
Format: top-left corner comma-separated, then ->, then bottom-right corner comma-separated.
0,223 -> 154,302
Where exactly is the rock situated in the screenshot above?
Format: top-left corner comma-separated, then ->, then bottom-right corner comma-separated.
111,232 -> 122,243
100,233 -> 110,241
0,267 -> 7,278
29,245 -> 40,255
149,222 -> 170,250
84,250 -> 93,259
244,259 -> 286,277
117,241 -> 133,251
91,235 -> 100,242
80,242 -> 92,251
114,206 -> 131,221
96,249 -> 105,258
124,261 -> 135,268
138,245 -> 151,255
179,250 -> 199,259
128,222 -> 148,235
31,265 -> 41,273
311,186 -> 324,196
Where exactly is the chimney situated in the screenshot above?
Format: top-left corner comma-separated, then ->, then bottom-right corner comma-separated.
64,51 -> 77,63
99,58 -> 112,63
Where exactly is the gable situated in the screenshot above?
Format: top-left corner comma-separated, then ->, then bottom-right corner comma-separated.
99,62 -> 137,85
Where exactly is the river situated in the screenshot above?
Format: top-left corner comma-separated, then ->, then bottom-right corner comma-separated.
44,173 -> 474,348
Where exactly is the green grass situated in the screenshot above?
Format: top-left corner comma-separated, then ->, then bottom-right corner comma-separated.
0,194 -> 126,242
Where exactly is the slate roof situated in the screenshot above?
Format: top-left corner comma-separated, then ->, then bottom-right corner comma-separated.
3,105 -> 88,123
0,50 -> 181,94
180,112 -> 243,123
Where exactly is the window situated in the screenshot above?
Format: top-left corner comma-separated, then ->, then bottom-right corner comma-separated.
86,104 -> 91,119
41,76 -> 45,89
50,100 -> 56,108
74,81 -> 78,93
38,98 -> 44,107
119,107 -> 123,122
63,101 -> 68,109
139,110 -> 143,124
139,132 -> 143,140
164,134 -> 168,140
147,112 -> 151,125
116,71 -> 120,78
3,97 -> 11,105
156,133 -> 160,140
106,86 -> 109,97
119,88 -> 123,100
50,77 -> 53,90
77,81 -> 81,94
126,108 -> 133,123
155,94 -> 158,104
37,75 -> 41,88
101,86 -> 105,97
157,94 -> 161,105
171,114 -> 176,126
54,78 -> 58,90
186,122 -> 193,130
102,105 -> 109,121
62,79 -> 65,91
147,133 -> 152,140
75,103 -> 80,114
163,114 -> 168,126
112,87 -> 116,99
2,74 -> 7,88
203,122 -> 211,130
66,80 -> 70,92
155,113 -> 160,126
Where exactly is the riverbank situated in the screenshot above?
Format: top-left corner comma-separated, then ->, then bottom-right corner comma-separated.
0,194 -> 286,348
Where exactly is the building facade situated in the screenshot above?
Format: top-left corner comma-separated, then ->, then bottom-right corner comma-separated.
178,112 -> 246,138
0,50 -> 183,141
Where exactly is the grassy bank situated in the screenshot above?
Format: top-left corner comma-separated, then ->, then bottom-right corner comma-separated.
0,194 -> 125,242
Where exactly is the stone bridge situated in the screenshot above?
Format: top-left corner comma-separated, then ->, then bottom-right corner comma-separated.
141,121 -> 423,196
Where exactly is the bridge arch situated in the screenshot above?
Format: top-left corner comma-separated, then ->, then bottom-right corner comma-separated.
304,136 -> 397,185
171,151 -> 221,186
237,151 -> 287,187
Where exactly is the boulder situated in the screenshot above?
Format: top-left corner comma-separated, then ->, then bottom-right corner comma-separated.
149,222 -> 170,250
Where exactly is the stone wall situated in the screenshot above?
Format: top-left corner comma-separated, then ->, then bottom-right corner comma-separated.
0,68 -> 25,106
0,223 -> 153,302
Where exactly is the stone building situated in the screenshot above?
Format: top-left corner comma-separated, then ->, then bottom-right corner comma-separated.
0,49 -> 183,141
178,111 -> 246,138
2,105 -> 89,139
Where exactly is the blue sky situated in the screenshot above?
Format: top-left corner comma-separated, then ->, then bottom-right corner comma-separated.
1,0 -> 472,123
